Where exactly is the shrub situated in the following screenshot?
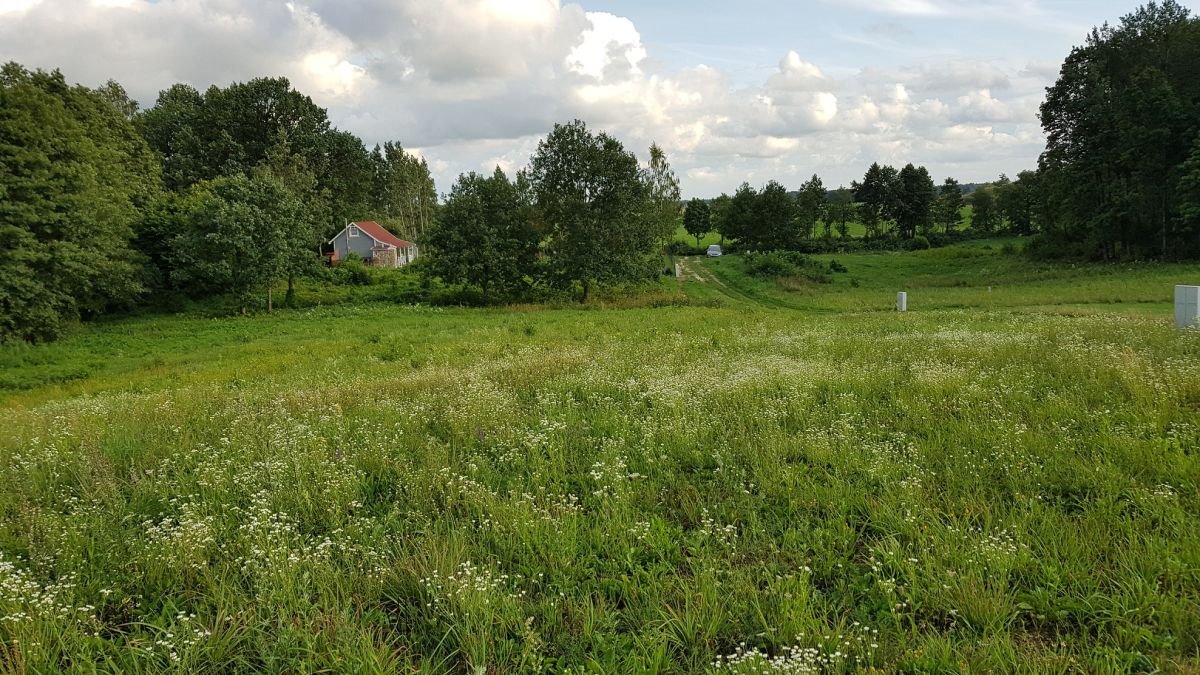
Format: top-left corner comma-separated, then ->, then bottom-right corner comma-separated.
666,241 -> 709,256
744,251 -> 798,278
904,235 -> 931,251
828,260 -> 848,273
332,255 -> 374,286
744,250 -> 833,284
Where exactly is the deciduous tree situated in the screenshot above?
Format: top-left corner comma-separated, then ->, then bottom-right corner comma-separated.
935,178 -> 964,233
170,175 -> 300,313
896,164 -> 936,238
645,143 -> 682,247
683,198 -> 711,246
426,167 -> 540,297
0,64 -> 160,342
827,187 -> 854,239
796,174 -> 826,239
717,183 -> 756,245
527,120 -> 656,302
970,187 -> 998,233
749,180 -> 798,250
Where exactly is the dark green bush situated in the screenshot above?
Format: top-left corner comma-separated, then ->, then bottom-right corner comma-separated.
743,250 -> 833,284
332,255 -> 374,286
744,251 -> 798,277
904,235 -> 931,251
666,241 -> 709,256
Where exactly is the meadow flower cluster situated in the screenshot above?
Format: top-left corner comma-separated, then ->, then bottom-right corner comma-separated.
713,626 -> 880,673
420,561 -> 523,619
0,556 -> 90,627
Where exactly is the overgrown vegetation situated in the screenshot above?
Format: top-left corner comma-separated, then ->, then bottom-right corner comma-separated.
742,250 -> 834,284
1,254 -> 1198,672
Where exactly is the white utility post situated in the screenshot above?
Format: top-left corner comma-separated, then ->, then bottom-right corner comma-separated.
896,292 -> 908,312
1176,285 -> 1200,329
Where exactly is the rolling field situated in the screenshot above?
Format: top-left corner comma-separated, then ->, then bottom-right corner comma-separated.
2,249 -> 1200,672
672,205 -> 975,246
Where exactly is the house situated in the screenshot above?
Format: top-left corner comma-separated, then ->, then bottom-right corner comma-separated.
327,221 -> 418,268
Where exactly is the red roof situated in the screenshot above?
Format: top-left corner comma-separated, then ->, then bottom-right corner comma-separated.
352,221 -> 413,248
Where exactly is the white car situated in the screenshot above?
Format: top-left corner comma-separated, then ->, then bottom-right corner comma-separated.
707,244 -> 723,257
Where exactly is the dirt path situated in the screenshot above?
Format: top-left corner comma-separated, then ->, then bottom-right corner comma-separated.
681,256 -> 807,310
676,257 -> 706,283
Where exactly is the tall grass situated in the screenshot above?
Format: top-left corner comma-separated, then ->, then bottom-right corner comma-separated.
1,258 -> 1199,672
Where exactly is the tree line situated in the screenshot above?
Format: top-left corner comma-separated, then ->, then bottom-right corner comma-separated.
1,64 -> 435,341
676,165 -> 1042,253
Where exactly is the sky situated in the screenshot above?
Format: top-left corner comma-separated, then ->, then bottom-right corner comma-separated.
0,0 -> 1173,197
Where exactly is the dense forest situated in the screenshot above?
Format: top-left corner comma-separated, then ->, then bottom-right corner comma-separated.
1,1 -> 1198,342
1037,0 -> 1200,259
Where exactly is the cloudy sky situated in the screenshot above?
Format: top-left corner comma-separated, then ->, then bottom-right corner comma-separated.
0,0 -> 1157,197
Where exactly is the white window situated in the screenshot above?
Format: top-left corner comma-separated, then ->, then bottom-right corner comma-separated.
348,225 -> 360,237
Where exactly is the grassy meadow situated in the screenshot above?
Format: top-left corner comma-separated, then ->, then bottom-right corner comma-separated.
2,246 -> 1200,672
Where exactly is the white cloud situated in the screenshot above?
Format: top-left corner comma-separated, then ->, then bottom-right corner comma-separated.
0,0 -> 1054,197
567,12 -> 647,80
0,0 -> 39,13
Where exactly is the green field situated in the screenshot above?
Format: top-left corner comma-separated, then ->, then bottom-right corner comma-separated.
2,248 -> 1200,672
674,206 -> 976,246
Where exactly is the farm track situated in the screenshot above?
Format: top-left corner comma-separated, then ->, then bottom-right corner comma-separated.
681,257 -> 807,311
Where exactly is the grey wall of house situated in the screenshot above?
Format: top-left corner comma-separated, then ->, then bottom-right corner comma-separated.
333,229 -> 378,260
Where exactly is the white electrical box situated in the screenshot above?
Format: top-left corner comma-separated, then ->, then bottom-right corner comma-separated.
1177,286 -> 1200,329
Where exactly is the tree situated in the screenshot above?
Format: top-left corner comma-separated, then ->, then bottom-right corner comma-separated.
139,76 -> 378,241
1038,1 -> 1200,258
853,163 -> 900,238
527,120 -> 656,302
315,130 -> 374,237
996,170 -> 1040,235
749,180 -> 798,250
425,167 -> 539,297
710,193 -> 732,244
935,178 -> 964,233
879,165 -> 903,228
717,183 -> 756,244
95,79 -> 140,120
253,135 -> 328,307
683,198 -> 711,246
796,174 -> 826,239
170,175 -> 301,313
371,142 -> 437,239
645,143 -> 682,247
0,64 -> 161,342
137,83 -> 206,191
896,164 -> 936,238
827,187 -> 854,239
1177,135 -> 1200,244
140,77 -> 332,191
970,187 -> 998,233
